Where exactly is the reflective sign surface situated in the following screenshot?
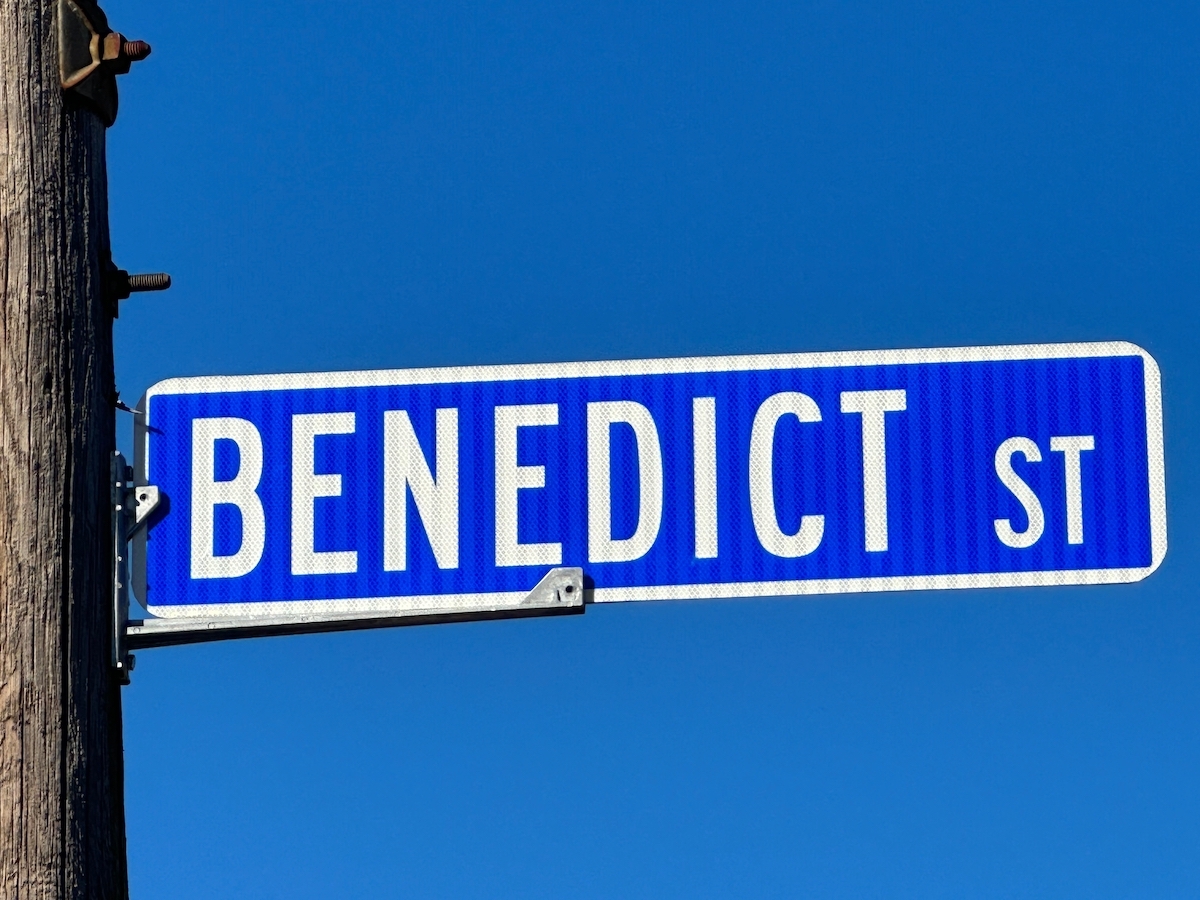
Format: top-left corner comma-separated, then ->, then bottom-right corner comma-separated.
135,342 -> 1166,620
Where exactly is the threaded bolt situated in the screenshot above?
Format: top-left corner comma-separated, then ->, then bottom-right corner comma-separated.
122,40 -> 152,62
126,273 -> 170,292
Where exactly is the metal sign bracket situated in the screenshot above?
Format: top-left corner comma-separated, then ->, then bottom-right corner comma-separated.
125,567 -> 585,650
111,451 -> 160,684
112,445 -> 583,665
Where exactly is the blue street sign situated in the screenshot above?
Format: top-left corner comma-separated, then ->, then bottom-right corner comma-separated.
131,342 -> 1165,633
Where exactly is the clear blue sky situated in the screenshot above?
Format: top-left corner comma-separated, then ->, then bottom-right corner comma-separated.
111,0 -> 1199,896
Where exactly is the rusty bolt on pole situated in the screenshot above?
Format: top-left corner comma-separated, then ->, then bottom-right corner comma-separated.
104,265 -> 171,316
125,273 -> 170,292
120,40 -> 151,63
103,34 -> 150,74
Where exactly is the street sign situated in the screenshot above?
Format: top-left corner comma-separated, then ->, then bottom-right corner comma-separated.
128,341 -> 1165,645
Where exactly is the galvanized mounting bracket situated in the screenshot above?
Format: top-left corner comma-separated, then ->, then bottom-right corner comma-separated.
111,451 -> 161,684
521,566 -> 583,607
125,567 -> 586,650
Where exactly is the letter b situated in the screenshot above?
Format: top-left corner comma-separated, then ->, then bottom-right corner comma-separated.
191,417 -> 266,579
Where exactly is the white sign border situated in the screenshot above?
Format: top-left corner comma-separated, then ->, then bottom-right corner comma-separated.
137,340 -> 1166,619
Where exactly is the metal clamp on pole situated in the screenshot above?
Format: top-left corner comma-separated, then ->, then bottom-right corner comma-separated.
59,0 -> 152,126
111,451 -> 161,684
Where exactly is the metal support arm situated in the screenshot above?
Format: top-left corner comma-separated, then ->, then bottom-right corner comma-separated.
125,567 -> 585,650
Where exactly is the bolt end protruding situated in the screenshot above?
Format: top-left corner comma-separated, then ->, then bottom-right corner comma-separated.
122,40 -> 152,62
126,273 -> 171,292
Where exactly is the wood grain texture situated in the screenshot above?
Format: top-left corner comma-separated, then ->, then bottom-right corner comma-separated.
0,1 -> 128,896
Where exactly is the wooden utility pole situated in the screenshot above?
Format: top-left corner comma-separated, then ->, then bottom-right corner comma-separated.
0,1 -> 133,895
